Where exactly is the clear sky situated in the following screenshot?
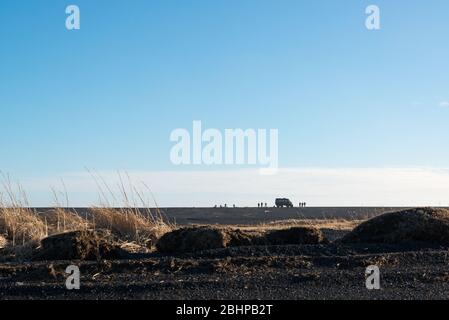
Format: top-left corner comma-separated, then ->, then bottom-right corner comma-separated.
1,0 -> 449,206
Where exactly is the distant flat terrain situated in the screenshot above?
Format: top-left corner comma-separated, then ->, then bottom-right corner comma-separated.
158,207 -> 406,225
35,207 -> 408,225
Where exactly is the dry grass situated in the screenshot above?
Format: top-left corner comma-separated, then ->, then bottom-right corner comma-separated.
43,185 -> 91,234
85,170 -> 174,246
0,234 -> 7,248
90,207 -> 172,245
43,208 -> 90,234
0,171 -> 173,255
0,207 -> 47,246
224,218 -> 364,232
0,173 -> 47,246
266,218 -> 363,230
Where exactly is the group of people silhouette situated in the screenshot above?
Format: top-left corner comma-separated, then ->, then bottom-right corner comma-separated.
214,204 -> 236,208
213,202 -> 307,208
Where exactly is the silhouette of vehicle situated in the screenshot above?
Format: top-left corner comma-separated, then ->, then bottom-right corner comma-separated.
275,198 -> 293,208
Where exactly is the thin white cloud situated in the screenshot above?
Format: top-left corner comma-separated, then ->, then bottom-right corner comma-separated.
14,167 -> 449,207
439,101 -> 449,108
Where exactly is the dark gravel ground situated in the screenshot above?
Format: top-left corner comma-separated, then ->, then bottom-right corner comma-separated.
3,208 -> 449,300
1,241 -> 449,300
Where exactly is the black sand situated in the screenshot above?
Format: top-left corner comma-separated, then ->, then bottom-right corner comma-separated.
2,207 -> 449,300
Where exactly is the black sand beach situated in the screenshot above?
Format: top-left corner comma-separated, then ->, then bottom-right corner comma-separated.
1,207 -> 449,300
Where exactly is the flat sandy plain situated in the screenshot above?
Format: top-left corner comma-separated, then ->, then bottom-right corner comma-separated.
1,207 -> 449,300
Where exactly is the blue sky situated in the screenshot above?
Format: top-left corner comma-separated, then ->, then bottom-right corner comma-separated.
1,0 -> 449,206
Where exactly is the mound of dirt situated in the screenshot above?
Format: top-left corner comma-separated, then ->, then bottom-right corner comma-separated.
34,230 -> 127,261
264,227 -> 327,245
156,227 -> 262,253
228,229 -> 264,246
341,208 -> 449,245
156,226 -> 328,253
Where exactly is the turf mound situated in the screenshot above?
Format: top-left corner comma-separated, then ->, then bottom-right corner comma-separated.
341,208 -> 449,245
264,227 -> 327,245
156,226 -> 327,253
156,227 -> 262,253
228,229 -> 264,247
34,230 -> 126,261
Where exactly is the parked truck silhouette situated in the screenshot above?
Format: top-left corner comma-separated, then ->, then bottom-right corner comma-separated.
275,198 -> 293,208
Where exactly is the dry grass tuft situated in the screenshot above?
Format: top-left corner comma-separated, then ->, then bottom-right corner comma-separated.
0,208 -> 47,245
269,218 -> 363,230
43,208 -> 91,234
0,234 -> 7,248
0,173 -> 47,245
43,184 -> 91,234
0,171 -> 173,257
90,207 -> 172,246
87,170 -> 173,247
228,218 -> 363,232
